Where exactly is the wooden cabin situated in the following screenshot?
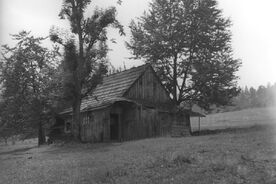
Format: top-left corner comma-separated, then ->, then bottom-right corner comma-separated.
51,64 -> 193,142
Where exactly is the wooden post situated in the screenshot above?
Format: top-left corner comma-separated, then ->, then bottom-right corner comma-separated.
198,117 -> 201,135
118,113 -> 122,142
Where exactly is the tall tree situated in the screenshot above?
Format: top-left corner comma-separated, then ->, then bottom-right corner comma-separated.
0,31 -> 58,145
256,85 -> 267,107
127,0 -> 240,110
50,0 -> 124,140
0,99 -> 17,145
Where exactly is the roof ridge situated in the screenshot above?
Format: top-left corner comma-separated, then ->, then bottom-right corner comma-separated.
105,63 -> 148,78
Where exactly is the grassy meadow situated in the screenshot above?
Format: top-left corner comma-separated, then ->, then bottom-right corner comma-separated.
191,106 -> 276,131
1,107 -> 276,184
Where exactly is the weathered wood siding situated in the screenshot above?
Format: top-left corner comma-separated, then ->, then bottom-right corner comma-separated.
120,105 -> 172,141
120,105 -> 139,140
80,108 -> 110,142
76,102 -> 177,142
158,111 -> 173,136
78,104 -> 190,142
171,113 -> 191,137
125,68 -> 171,105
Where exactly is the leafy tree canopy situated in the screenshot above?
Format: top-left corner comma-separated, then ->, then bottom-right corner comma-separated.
127,0 -> 241,110
0,31 -> 59,144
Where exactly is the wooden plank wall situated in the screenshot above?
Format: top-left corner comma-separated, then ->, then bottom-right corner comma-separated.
121,105 -> 138,140
125,68 -> 171,105
80,109 -> 110,142
158,111 -> 173,136
78,104 -> 183,143
170,113 -> 191,136
120,105 -> 173,141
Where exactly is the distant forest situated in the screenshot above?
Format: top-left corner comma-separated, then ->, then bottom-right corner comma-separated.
212,83 -> 276,113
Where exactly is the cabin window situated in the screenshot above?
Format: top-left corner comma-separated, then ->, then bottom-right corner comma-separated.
64,121 -> 71,133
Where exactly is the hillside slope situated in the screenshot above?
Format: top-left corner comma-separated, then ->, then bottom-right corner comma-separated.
191,107 -> 276,131
1,125 -> 276,184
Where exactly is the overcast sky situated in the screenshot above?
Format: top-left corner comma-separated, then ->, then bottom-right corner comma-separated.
0,0 -> 275,88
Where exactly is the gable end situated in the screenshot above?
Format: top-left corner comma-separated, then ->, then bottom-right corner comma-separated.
123,65 -> 172,105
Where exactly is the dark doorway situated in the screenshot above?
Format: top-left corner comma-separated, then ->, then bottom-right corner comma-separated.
110,114 -> 119,140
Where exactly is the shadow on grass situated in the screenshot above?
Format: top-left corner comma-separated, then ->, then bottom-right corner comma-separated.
191,124 -> 272,136
0,146 -> 36,156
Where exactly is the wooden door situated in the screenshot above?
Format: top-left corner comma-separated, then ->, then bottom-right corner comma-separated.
110,114 -> 119,140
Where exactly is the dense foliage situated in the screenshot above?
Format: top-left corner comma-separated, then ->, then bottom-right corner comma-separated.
0,31 -> 59,145
127,0 -> 241,110
50,0 -> 124,140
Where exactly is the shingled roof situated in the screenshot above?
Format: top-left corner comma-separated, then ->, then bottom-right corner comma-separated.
61,64 -> 149,114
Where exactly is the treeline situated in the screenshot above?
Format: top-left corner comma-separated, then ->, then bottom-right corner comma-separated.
213,83 -> 276,113
233,84 -> 276,109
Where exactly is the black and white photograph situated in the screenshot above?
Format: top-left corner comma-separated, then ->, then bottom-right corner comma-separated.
0,0 -> 276,183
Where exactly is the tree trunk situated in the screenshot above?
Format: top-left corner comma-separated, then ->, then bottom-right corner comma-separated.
72,97 -> 82,141
38,120 -> 45,146
173,55 -> 178,103
173,109 -> 177,126
186,115 -> 192,135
